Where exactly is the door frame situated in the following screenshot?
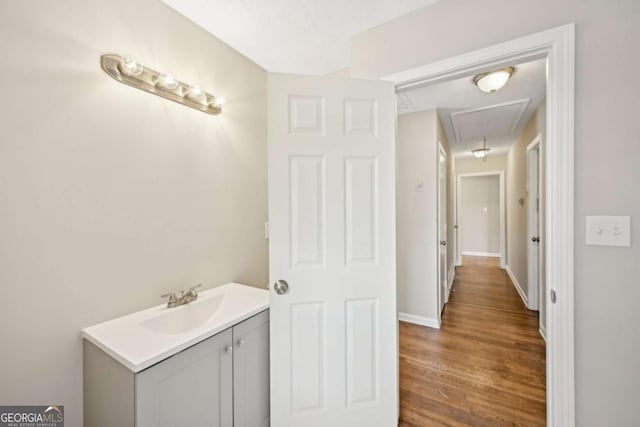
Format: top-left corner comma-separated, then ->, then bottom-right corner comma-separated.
456,171 -> 506,268
382,23 -> 575,427
526,134 -> 543,312
437,142 -> 448,315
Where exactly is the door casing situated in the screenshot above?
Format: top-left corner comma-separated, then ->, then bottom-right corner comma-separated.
437,142 -> 448,316
527,134 -> 544,315
382,24 -> 576,427
455,171 -> 506,268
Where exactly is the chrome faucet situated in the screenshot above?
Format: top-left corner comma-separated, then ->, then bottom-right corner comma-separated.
161,284 -> 202,308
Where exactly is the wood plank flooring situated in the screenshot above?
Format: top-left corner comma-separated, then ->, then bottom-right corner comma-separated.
399,256 -> 546,426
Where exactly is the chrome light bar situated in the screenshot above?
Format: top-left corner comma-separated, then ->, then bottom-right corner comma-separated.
100,54 -> 225,116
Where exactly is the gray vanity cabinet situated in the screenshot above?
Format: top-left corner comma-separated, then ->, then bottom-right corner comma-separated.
233,309 -> 270,427
136,328 -> 233,427
84,309 -> 269,427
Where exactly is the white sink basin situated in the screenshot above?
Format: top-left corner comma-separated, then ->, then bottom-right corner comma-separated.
82,283 -> 269,372
139,294 -> 225,335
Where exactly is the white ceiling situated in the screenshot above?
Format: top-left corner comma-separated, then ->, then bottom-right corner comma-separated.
398,58 -> 547,157
161,0 -> 440,75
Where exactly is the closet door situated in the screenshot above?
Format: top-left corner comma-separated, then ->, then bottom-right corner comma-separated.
135,329 -> 233,427
233,310 -> 270,427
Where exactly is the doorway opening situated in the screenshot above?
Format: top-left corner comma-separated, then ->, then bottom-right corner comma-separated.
388,24 -> 575,426
456,172 -> 506,268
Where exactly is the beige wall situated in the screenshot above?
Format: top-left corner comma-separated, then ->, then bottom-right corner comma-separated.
397,110 -> 439,321
455,155 -> 508,175
0,1 -> 267,426
506,103 -> 546,316
454,155 -> 507,264
396,110 -> 454,322
350,3 -> 640,424
460,175 -> 501,255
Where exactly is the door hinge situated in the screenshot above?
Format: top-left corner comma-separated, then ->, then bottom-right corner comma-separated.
264,222 -> 269,240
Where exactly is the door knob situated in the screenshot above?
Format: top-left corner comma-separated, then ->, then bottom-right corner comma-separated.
532,236 -> 540,242
225,345 -> 233,354
440,240 -> 447,246
274,279 -> 289,295
238,339 -> 245,347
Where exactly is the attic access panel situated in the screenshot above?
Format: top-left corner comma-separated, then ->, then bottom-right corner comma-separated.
450,99 -> 530,143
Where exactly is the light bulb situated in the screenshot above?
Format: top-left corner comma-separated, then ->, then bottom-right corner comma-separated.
157,74 -> 179,90
187,85 -> 204,100
472,148 -> 490,158
119,56 -> 143,77
214,97 -> 226,106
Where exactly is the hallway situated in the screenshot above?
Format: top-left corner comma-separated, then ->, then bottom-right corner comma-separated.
399,256 -> 546,426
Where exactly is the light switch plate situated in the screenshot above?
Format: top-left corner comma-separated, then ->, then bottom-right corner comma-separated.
586,216 -> 631,247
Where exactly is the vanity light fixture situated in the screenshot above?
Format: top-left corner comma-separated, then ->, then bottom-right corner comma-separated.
101,54 -> 223,115
473,67 -> 515,93
472,137 -> 490,161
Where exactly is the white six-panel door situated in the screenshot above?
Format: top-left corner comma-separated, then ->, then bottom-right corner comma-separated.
268,73 -> 397,427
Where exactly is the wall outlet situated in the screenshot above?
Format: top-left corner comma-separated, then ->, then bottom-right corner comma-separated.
586,216 -> 631,247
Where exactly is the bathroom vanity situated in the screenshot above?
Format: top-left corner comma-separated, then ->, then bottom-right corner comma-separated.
82,283 -> 269,427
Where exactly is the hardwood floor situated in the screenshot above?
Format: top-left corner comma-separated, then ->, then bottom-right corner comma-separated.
399,256 -> 546,426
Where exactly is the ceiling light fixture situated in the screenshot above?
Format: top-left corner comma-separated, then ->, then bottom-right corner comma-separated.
101,54 -> 223,116
472,137 -> 490,161
473,67 -> 515,93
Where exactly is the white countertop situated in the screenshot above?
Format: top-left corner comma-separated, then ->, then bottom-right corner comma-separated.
82,283 -> 269,372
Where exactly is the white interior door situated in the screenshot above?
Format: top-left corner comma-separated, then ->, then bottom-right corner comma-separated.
438,145 -> 447,310
268,73 -> 397,427
527,144 -> 540,310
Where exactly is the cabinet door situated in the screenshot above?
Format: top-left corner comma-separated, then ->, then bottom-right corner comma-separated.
136,328 -> 233,427
233,310 -> 270,427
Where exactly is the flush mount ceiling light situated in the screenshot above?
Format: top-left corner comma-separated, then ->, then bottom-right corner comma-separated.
472,137 -> 490,161
101,54 -> 224,115
473,67 -> 515,93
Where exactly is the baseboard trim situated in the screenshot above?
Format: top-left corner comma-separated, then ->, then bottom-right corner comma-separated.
539,324 -> 547,343
461,251 -> 501,257
398,312 -> 440,329
505,265 -> 528,308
